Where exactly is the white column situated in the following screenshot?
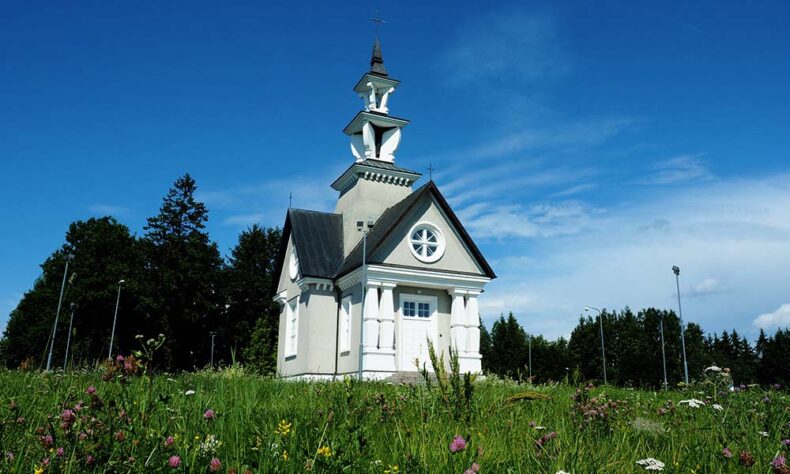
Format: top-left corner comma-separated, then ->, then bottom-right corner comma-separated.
363,285 -> 379,350
465,293 -> 481,355
449,289 -> 467,353
378,283 -> 396,351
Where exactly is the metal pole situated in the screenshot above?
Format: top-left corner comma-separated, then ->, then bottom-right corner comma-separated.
528,334 -> 532,381
46,255 -> 71,371
63,303 -> 76,371
659,317 -> 668,390
108,280 -> 124,360
584,306 -> 606,385
357,231 -> 367,381
210,332 -> 216,369
673,266 -> 689,384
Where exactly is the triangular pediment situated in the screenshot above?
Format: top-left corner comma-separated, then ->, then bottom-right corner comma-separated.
337,182 -> 495,279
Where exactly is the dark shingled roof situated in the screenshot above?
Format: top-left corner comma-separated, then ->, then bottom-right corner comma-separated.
338,181 -> 496,279
369,38 -> 388,77
358,158 -> 420,174
275,209 -> 344,281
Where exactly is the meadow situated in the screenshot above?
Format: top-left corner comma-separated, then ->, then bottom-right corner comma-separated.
0,359 -> 788,473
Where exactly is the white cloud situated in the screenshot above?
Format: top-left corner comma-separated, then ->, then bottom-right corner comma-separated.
438,8 -> 570,88
460,200 -> 601,239
753,304 -> 790,330
640,153 -> 713,185
222,213 -> 265,227
477,173 -> 790,340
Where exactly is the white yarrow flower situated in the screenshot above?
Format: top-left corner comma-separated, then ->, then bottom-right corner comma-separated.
636,458 -> 665,471
535,425 -> 546,430
185,389 -> 196,396
712,404 -> 723,411
759,431 -> 769,437
556,471 -> 571,474
704,365 -> 722,373
679,399 -> 706,408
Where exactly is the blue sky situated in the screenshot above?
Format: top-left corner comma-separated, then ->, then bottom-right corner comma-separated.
2,1 -> 789,339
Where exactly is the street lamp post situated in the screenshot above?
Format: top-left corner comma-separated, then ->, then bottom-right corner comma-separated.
659,315 -> 668,390
209,331 -> 217,369
46,253 -> 73,371
584,306 -> 607,385
108,279 -> 125,360
673,265 -> 689,384
63,303 -> 76,371
528,333 -> 532,381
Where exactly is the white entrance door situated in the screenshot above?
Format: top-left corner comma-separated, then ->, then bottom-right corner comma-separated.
398,294 -> 438,371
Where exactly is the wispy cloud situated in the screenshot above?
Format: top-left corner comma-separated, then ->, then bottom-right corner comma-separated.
479,173 -> 790,339
88,204 -> 131,216
438,8 -> 570,88
639,153 -> 713,185
550,183 -> 597,198
460,200 -> 602,240
753,304 -> 790,331
222,213 -> 265,227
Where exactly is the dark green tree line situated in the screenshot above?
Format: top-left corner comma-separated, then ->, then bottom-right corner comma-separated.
1,174 -> 282,373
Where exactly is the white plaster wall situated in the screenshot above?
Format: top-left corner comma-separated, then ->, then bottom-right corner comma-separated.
335,285 -> 363,376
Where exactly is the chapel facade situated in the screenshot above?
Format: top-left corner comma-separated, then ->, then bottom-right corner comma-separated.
273,39 -> 495,379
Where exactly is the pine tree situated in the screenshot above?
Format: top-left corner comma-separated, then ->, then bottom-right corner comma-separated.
143,174 -> 223,370
225,224 -> 282,373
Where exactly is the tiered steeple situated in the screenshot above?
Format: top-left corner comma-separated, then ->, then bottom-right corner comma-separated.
344,39 -> 409,162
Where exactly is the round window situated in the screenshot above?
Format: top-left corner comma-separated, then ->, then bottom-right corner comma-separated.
289,247 -> 299,281
408,222 -> 446,263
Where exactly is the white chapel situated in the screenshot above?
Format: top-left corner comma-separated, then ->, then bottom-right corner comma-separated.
272,39 -> 496,379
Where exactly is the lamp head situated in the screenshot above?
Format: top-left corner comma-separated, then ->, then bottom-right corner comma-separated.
118,279 -> 126,285
672,265 -> 680,276
584,306 -> 590,312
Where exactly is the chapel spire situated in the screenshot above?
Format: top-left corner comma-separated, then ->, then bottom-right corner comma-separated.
369,38 -> 388,76
344,37 -> 409,163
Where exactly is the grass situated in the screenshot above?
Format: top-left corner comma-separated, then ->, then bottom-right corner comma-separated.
0,364 -> 788,473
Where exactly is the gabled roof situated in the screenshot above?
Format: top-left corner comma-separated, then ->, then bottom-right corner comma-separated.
337,181 -> 496,279
274,209 -> 344,285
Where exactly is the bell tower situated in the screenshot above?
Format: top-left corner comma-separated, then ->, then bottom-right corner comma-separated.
332,38 -> 422,255
344,39 -> 409,162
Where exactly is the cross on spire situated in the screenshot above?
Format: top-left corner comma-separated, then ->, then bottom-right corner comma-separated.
370,10 -> 386,37
427,163 -> 437,181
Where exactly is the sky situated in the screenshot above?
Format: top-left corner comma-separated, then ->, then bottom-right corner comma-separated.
2,1 -> 789,340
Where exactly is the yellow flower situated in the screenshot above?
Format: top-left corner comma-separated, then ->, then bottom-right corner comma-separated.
317,445 -> 332,458
35,467 -> 45,474
194,434 -> 200,440
384,464 -> 399,473
282,450 -> 289,461
275,419 -> 292,437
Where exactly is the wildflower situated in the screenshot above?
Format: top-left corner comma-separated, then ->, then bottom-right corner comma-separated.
56,447 -> 65,457
61,409 -> 76,423
209,458 -> 222,472
5,452 -> 14,462
722,448 -> 732,459
783,439 -> 790,447
739,451 -> 755,467
204,409 -> 216,420
772,455 -> 787,468
86,455 -> 95,465
383,464 -> 399,473
115,430 -> 126,442
449,435 -> 467,453
317,446 -> 332,458
636,458 -> 665,471
116,355 -> 125,363
281,450 -> 289,461
185,390 -> 195,396
41,434 -> 54,448
678,399 -> 705,408
34,467 -> 45,474
705,365 -> 722,373
165,436 -> 175,447
556,471 -> 571,474
712,404 -> 723,411
759,431 -> 769,437
168,455 -> 182,468
463,462 -> 481,473
78,432 -> 88,441
199,434 -> 223,455
86,385 -> 96,395
275,420 -> 292,436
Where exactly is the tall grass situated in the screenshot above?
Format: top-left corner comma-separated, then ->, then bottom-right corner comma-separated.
0,365 -> 787,473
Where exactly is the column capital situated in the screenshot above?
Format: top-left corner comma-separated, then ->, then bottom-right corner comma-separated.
379,281 -> 397,289
448,288 -> 468,297
273,290 -> 288,306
